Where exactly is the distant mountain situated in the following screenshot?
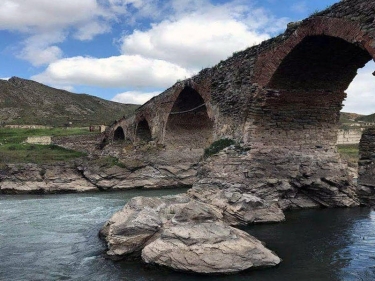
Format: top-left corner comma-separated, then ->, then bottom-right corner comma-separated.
355,113 -> 375,123
338,112 -> 375,130
0,77 -> 139,127
339,112 -> 364,125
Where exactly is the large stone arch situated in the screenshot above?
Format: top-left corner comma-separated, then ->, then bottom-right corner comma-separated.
254,17 -> 375,87
113,126 -> 125,141
164,86 -> 214,149
236,16 -> 375,207
135,118 -> 152,143
249,18 -> 375,149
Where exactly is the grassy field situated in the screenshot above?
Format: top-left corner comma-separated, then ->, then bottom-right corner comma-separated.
337,144 -> 359,167
0,128 -> 92,166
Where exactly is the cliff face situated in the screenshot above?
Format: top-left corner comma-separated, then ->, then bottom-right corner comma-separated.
0,77 -> 138,126
0,149 -> 198,194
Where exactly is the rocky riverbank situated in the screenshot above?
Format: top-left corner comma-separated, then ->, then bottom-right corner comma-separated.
0,146 -> 200,194
98,143 -> 369,274
1,140 -> 368,275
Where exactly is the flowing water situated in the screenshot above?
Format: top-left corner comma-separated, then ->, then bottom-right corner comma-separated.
0,189 -> 374,281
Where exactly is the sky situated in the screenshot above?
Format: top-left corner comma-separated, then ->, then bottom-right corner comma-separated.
0,0 -> 374,114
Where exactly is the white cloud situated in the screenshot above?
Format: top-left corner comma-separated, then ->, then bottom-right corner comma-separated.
119,2 -> 286,69
121,17 -> 269,70
0,0 -> 128,66
112,91 -> 160,104
0,0 -> 101,32
32,55 -> 192,88
15,0 -> 288,91
343,61 -> 375,115
74,21 -> 111,41
0,77 -> 10,80
17,31 -> 66,66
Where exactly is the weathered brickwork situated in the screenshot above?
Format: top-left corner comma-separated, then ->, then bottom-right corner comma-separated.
358,128 -> 375,184
102,0 -> 375,205
357,128 -> 375,205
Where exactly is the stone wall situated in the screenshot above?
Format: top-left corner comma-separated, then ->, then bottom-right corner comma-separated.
358,128 -> 375,186
5,125 -> 52,129
357,128 -> 375,204
337,129 -> 363,144
26,136 -> 52,145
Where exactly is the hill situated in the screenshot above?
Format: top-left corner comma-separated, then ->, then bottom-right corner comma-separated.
0,77 -> 139,127
355,113 -> 375,123
339,112 -> 364,125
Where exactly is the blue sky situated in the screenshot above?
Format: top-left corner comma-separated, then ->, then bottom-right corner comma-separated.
0,0 -> 374,113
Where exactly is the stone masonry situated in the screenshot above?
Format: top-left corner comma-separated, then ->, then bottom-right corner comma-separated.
101,0 -> 375,206
358,128 -> 375,205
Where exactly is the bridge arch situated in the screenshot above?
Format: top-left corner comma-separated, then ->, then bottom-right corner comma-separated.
164,86 -> 214,149
251,17 -> 375,148
113,126 -> 125,141
254,17 -> 375,87
135,118 -> 152,143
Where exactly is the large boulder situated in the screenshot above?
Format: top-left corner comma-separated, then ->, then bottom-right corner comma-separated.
100,193 -> 281,273
142,222 -> 281,274
188,186 -> 285,225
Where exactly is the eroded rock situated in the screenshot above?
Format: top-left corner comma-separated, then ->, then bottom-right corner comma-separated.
188,186 -> 285,225
100,194 -> 281,273
142,222 -> 281,274
0,163 -> 97,194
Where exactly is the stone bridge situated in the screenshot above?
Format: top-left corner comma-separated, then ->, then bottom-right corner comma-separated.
102,0 -> 375,207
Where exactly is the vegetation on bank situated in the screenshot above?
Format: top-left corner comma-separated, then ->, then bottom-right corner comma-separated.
337,144 -> 359,167
204,138 -> 236,158
0,128 -> 92,166
203,138 -> 250,158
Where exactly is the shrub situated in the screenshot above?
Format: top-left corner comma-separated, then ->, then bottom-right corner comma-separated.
204,138 -> 235,158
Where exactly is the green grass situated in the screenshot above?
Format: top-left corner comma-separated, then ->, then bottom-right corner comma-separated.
0,144 -> 86,165
337,144 -> 359,167
0,127 -> 94,144
0,128 -> 90,165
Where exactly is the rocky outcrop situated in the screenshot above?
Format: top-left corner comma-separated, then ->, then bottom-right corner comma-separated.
0,145 -> 199,194
194,145 -> 359,210
188,186 -> 285,225
100,194 -> 281,274
142,222 -> 280,274
0,163 -> 97,194
0,158 -> 197,194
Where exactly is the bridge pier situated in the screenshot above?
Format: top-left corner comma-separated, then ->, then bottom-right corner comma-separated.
358,128 -> 375,205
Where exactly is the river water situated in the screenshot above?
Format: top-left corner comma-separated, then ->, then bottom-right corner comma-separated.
1,189 -> 374,281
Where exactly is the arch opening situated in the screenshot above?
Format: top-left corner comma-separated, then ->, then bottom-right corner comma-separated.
113,126 -> 125,141
255,35 -> 373,148
268,35 -> 371,90
136,119 -> 152,143
165,86 -> 213,149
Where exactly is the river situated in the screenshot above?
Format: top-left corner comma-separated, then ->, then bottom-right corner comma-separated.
0,189 -> 374,281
